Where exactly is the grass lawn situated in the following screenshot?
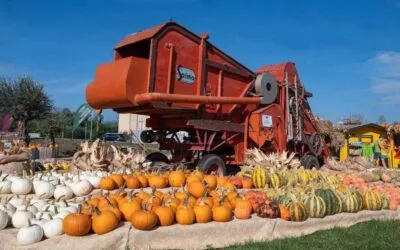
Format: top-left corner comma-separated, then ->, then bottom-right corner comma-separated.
224,220 -> 400,250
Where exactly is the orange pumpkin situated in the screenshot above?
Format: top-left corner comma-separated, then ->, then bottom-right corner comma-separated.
130,204 -> 158,230
99,177 -> 117,190
92,209 -> 119,234
212,199 -> 232,222
234,206 -> 251,219
203,175 -> 218,190
148,175 -> 168,189
119,193 -> 141,221
98,197 -> 119,211
188,181 -> 207,198
186,175 -> 201,184
63,206 -> 92,236
235,196 -> 252,213
194,197 -> 212,223
217,175 -> 227,186
110,174 -> 125,188
168,170 -> 186,187
137,175 -> 148,188
242,178 -> 254,189
126,176 -> 141,189
154,202 -> 175,226
176,200 -> 196,225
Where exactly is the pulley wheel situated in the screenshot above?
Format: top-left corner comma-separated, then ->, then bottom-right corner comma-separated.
255,72 -> 279,104
308,132 -> 323,156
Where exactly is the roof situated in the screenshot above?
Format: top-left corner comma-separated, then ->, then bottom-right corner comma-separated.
114,23 -> 167,49
341,123 -> 387,133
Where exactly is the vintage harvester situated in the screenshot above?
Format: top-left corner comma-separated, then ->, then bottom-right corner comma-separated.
86,22 -> 329,174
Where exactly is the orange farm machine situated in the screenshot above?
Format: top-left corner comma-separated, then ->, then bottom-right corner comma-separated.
86,22 -> 329,174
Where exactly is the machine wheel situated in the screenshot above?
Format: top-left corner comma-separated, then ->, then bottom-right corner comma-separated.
308,133 -> 323,156
198,154 -> 226,175
146,152 -> 169,163
301,155 -> 320,169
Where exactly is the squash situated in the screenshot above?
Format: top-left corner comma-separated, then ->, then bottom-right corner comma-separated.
242,178 -> 254,189
343,193 -> 359,213
168,169 -> 186,187
148,175 -> 168,189
154,202 -> 175,226
63,206 -> 92,236
17,223 -> 43,245
126,176 -> 141,189
110,174 -> 125,188
279,204 -> 291,221
252,167 -> 267,188
314,188 -> 339,216
99,177 -> 116,190
188,181 -> 207,198
304,193 -> 326,218
194,195 -> 212,223
203,175 -> 218,190
176,197 -> 195,225
269,171 -> 283,188
212,197 -> 232,222
92,209 -> 119,235
288,199 -> 308,222
130,204 -> 158,230
363,189 -> 382,210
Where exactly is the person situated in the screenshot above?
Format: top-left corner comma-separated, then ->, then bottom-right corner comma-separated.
379,136 -> 389,168
373,136 -> 388,168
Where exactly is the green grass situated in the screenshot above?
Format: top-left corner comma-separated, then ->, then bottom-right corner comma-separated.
223,220 -> 400,250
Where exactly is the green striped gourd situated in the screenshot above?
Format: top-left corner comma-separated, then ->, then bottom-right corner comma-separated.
269,171 -> 283,188
252,167 -> 267,188
304,193 -> 326,218
333,189 -> 343,213
351,190 -> 363,211
315,188 -> 339,216
288,199 -> 308,222
362,189 -> 382,210
382,196 -> 390,210
343,193 -> 359,213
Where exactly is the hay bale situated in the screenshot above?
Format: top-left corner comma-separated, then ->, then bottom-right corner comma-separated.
316,120 -> 346,153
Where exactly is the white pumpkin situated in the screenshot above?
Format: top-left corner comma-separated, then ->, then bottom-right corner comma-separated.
9,196 -> 25,207
43,218 -> 63,238
0,210 -> 8,230
16,205 -> 38,215
11,178 -> 33,195
31,200 -> 48,211
36,211 -> 54,221
42,204 -> 58,215
17,224 -> 43,245
71,179 -> 92,197
35,182 -> 55,199
32,176 -> 45,192
12,209 -> 34,228
86,175 -> 101,188
59,206 -> 77,214
31,218 -> 47,228
0,175 -> 12,194
54,210 -> 70,220
54,185 -> 74,200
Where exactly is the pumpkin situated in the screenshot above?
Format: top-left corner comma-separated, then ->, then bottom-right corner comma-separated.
130,204 -> 158,230
234,206 -> 251,219
288,200 -> 308,222
279,204 -> 291,221
87,196 -> 100,207
169,170 -> 186,187
154,202 -> 175,226
119,193 -> 141,221
186,175 -> 201,184
100,198 -> 122,221
203,175 -> 218,190
148,175 -> 168,189
63,206 -> 92,236
11,178 -> 33,195
98,197 -> 119,211
212,198 -> 232,222
242,178 -> 254,189
255,200 -> 280,218
137,175 -> 148,188
252,167 -> 267,188
12,206 -> 34,229
363,189 -> 382,210
304,193 -> 326,218
176,198 -> 196,225
235,196 -> 252,213
17,223 -> 43,245
193,198 -> 212,223
92,209 -> 119,235
43,218 -> 64,238
126,176 -> 141,189
191,168 -> 204,180
99,177 -> 116,190
188,181 -> 207,198
216,175 -> 227,186
110,174 -> 125,188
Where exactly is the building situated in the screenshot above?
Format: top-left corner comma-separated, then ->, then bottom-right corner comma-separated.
118,114 -> 149,134
339,123 -> 400,168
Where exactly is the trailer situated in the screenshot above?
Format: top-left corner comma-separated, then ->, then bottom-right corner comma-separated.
86,22 -> 329,174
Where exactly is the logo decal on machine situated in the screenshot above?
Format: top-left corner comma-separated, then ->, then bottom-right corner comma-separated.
176,66 -> 195,84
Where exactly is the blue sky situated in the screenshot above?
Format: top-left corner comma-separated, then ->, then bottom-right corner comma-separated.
1,0 -> 399,122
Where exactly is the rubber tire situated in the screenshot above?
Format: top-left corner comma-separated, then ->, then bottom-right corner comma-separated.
197,154 -> 226,176
302,155 -> 320,169
146,152 -> 169,163
308,133 -> 323,156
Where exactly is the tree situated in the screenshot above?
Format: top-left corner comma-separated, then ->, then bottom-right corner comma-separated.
0,77 -> 53,145
378,115 -> 387,125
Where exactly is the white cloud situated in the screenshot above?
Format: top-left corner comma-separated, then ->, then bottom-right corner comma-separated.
369,51 -> 400,104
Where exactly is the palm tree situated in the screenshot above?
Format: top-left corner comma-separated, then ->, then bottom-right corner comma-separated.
0,77 -> 53,145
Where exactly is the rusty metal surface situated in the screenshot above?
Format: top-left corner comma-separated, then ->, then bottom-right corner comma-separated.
187,119 -> 244,133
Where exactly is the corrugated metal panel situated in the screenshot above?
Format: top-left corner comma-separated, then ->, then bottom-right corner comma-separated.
114,23 -> 167,49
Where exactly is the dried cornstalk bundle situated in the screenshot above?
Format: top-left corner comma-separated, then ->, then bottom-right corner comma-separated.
243,148 -> 300,169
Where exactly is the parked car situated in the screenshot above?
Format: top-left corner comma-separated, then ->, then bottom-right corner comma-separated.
103,133 -> 126,141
